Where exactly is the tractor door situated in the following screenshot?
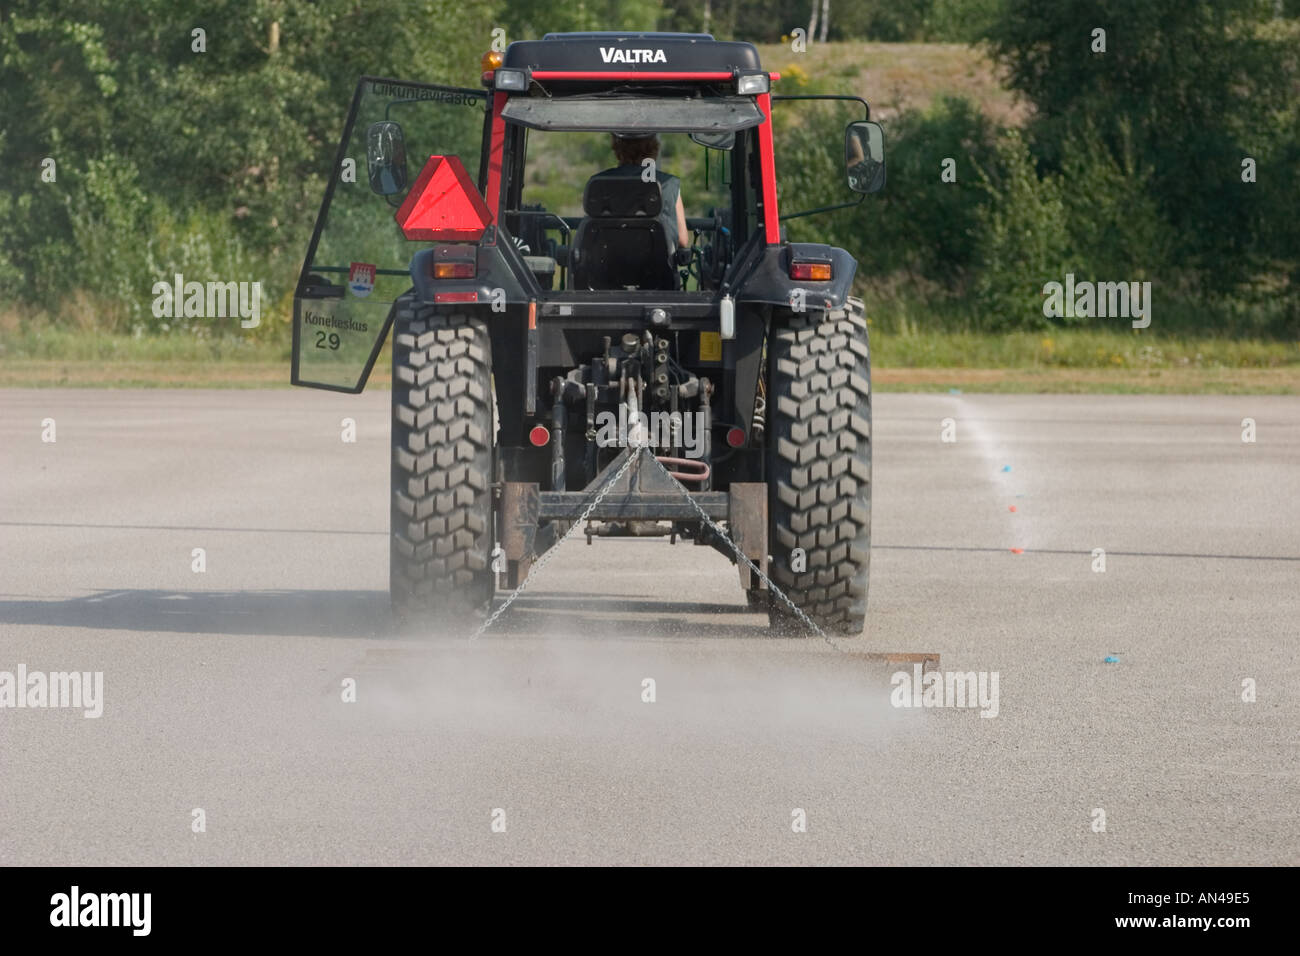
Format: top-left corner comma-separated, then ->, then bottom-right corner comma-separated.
769,94 -> 870,233
292,76 -> 488,392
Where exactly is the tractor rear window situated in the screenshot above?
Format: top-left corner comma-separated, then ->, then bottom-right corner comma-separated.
511,127 -> 740,294
521,130 -> 731,221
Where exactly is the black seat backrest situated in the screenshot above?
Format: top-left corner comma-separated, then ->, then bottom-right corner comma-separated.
571,174 -> 678,291
582,175 -> 662,218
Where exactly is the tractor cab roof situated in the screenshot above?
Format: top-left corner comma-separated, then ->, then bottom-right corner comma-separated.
501,32 -> 764,77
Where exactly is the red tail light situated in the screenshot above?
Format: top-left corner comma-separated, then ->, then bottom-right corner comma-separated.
789,261 -> 832,281
433,261 -> 476,279
529,425 -> 550,447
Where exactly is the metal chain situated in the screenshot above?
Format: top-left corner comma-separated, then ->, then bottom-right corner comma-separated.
470,446 -> 646,639
473,441 -> 847,650
638,453 -> 841,647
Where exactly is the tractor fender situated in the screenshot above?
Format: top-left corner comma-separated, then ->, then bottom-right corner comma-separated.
734,242 -> 857,312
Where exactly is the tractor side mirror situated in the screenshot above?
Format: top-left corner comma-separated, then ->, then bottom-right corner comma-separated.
845,121 -> 885,194
366,121 -> 408,195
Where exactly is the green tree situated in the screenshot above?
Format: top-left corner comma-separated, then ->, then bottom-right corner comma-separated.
0,0 -> 500,322
500,0 -> 663,41
983,0 -> 1300,293
972,131 -> 1069,328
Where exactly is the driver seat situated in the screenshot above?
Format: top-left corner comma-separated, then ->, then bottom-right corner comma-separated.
571,174 -> 679,291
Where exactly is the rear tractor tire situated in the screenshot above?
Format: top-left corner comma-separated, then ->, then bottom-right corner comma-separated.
389,310 -> 496,630
765,297 -> 872,636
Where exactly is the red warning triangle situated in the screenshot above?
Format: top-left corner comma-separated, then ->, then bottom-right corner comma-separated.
394,155 -> 494,242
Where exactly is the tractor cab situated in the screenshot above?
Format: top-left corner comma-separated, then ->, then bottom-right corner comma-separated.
292,32 -> 883,392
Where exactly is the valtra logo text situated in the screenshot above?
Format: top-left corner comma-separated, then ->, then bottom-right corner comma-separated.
600,47 -> 667,64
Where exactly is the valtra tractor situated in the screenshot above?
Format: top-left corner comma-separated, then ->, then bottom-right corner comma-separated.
291,32 -> 886,634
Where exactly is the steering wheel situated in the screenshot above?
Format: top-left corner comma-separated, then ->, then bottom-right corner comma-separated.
848,158 -> 881,192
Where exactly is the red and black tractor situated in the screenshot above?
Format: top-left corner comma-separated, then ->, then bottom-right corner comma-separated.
291,31 -> 886,634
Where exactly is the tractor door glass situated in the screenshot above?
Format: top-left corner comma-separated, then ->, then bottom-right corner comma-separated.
293,77 -> 487,392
